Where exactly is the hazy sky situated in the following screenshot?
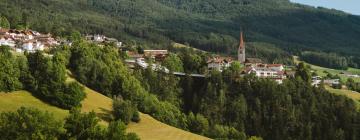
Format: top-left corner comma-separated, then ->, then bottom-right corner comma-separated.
290,0 -> 360,15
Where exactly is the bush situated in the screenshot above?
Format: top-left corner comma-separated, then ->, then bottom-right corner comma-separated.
132,111 -> 141,123
106,121 -> 140,140
59,82 -> 86,108
0,107 -> 63,139
208,124 -> 246,140
64,109 -> 105,139
187,112 -> 209,135
113,99 -> 139,124
126,133 -> 141,140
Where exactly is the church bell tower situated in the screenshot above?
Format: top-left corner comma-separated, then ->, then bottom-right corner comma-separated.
238,32 -> 246,63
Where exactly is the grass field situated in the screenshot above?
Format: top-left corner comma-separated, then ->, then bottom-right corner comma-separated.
293,56 -> 360,109
325,86 -> 360,110
0,91 -> 69,120
0,81 -> 210,140
325,86 -> 360,101
293,56 -> 360,82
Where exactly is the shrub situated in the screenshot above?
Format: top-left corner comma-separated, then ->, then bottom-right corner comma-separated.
132,111 -> 141,123
0,107 -> 63,139
113,99 -> 139,124
58,82 -> 86,108
64,109 -> 105,139
187,112 -> 209,135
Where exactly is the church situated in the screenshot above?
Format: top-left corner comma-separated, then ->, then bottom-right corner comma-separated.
238,32 -> 246,63
237,32 -> 287,84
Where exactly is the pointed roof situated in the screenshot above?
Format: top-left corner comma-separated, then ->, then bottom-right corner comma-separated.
239,31 -> 245,49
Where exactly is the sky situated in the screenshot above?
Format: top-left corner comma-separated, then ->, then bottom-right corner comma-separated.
290,0 -> 360,15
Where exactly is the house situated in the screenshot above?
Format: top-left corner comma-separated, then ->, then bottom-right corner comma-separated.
243,64 -> 287,84
324,79 -> 340,86
94,34 -> 106,42
267,64 -> 285,71
35,34 -> 59,47
126,51 -> 144,60
207,57 -> 233,72
22,40 -> 45,52
285,71 -> 296,78
0,36 -> 16,47
22,41 -> 33,52
312,76 -> 322,87
245,58 -> 263,65
143,50 -> 168,57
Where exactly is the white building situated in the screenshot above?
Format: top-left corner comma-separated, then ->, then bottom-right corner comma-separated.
207,57 -> 233,72
22,41 -> 33,52
244,64 -> 286,84
22,41 -> 45,52
0,37 -> 16,47
312,76 -> 322,87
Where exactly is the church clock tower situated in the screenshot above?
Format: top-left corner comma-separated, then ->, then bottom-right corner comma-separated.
238,32 -> 246,63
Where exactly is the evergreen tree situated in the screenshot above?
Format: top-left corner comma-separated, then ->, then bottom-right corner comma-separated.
0,16 -> 10,28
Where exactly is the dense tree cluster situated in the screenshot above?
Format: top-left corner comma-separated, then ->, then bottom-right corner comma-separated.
25,51 -> 86,109
301,51 -> 349,70
0,46 -> 85,109
0,46 -> 23,92
0,107 -> 139,140
68,42 -> 187,128
177,63 -> 360,139
346,78 -> 360,92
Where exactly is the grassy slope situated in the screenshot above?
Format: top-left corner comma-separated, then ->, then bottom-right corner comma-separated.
0,91 -> 69,120
293,56 -> 360,107
77,80 -> 211,140
0,85 -> 210,140
293,56 -> 360,82
325,86 -> 360,101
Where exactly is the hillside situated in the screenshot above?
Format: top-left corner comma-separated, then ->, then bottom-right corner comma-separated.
0,88 -> 210,140
294,56 -> 360,82
1,0 -> 360,62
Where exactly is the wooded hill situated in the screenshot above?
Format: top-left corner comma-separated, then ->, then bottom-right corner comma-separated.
1,0 -> 360,65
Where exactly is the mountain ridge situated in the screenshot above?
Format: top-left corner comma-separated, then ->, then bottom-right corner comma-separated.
1,0 -> 360,61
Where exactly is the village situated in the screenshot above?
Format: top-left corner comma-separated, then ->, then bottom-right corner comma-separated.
0,27 -> 342,86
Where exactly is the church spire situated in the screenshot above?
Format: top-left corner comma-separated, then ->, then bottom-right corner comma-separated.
238,31 -> 246,63
239,31 -> 245,49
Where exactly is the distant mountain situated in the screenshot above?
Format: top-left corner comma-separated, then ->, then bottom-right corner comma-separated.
1,0 -> 360,59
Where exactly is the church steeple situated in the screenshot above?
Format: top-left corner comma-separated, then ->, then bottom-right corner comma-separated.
238,31 -> 246,63
239,31 -> 245,49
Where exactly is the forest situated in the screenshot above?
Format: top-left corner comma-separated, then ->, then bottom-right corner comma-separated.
301,51 -> 349,70
3,39 -> 360,139
1,0 -> 360,67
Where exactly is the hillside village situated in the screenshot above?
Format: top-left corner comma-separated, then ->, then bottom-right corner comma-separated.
0,28 -> 59,52
1,27 -> 346,86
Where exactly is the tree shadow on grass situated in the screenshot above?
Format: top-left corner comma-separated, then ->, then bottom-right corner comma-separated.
97,107 -> 113,122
